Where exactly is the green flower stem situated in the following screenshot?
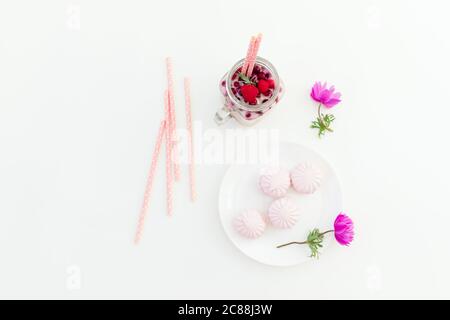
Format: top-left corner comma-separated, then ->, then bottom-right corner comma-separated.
318,104 -> 333,133
276,230 -> 334,249
311,104 -> 336,137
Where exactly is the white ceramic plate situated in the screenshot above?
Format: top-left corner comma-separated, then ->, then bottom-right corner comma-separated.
219,142 -> 342,266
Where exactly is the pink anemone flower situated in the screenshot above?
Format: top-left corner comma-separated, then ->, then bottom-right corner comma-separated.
334,213 -> 354,246
310,82 -> 342,108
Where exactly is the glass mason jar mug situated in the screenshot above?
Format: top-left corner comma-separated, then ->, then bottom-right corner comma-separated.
216,57 -> 284,126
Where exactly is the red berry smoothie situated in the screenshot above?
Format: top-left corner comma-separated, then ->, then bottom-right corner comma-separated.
218,57 -> 283,125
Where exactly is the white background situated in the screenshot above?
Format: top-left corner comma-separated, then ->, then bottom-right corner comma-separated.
1,0 -> 450,299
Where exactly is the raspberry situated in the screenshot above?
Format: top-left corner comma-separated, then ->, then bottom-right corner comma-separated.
263,89 -> 273,97
240,84 -> 259,104
258,79 -> 270,94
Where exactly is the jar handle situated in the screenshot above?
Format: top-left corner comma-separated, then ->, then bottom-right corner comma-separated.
214,105 -> 231,125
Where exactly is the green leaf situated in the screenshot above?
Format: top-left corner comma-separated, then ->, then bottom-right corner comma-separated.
310,113 -> 336,138
239,73 -> 256,85
306,228 -> 325,258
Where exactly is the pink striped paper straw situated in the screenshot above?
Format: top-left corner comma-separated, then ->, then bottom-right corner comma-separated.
164,90 -> 174,216
134,120 -> 166,244
166,57 -> 181,182
241,36 -> 256,76
184,78 -> 196,202
247,33 -> 263,77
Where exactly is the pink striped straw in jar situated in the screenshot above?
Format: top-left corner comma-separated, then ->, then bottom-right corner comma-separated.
247,33 -> 262,77
241,36 -> 256,77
